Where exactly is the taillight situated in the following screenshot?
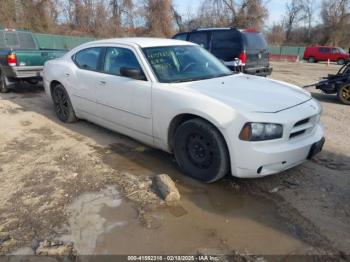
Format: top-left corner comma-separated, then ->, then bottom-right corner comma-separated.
239,51 -> 246,65
7,53 -> 17,66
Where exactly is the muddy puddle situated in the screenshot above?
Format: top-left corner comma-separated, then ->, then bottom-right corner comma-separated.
59,142 -> 315,256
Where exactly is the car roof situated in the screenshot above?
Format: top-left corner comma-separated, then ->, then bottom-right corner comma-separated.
87,37 -> 196,48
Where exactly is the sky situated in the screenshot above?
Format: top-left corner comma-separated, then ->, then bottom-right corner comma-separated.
173,0 -> 322,27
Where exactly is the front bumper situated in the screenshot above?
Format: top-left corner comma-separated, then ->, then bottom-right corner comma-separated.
233,124 -> 324,178
226,99 -> 324,178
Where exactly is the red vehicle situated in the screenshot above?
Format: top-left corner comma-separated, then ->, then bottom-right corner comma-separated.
304,46 -> 350,65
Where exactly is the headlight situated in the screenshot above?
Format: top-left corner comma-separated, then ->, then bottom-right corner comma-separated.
239,123 -> 283,141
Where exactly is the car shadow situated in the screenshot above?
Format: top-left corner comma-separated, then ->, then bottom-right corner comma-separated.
309,91 -> 341,105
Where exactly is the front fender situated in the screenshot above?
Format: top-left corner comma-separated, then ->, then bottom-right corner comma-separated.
152,84 -> 242,152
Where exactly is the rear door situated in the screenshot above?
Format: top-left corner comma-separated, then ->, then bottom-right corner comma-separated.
211,30 -> 242,64
70,47 -> 104,113
242,32 -> 269,68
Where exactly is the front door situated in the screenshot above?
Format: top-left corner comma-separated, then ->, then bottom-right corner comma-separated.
94,46 -> 153,142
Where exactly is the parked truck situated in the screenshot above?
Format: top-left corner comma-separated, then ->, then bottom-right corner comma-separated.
0,29 -> 67,93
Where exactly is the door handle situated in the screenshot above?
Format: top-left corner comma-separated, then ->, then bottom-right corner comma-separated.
99,80 -> 106,85
64,73 -> 70,77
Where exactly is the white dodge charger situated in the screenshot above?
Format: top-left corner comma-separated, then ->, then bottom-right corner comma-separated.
43,38 -> 325,182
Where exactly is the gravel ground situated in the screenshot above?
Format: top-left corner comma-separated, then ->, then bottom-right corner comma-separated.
259,61 -> 350,253
0,61 -> 349,258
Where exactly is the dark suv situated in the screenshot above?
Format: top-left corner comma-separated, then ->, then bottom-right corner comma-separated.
173,28 -> 272,77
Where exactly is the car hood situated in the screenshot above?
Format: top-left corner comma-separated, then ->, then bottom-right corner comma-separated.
181,74 -> 312,113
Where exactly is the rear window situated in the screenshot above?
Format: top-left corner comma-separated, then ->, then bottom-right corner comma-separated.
173,33 -> 188,41
242,32 -> 268,50
0,31 -> 37,49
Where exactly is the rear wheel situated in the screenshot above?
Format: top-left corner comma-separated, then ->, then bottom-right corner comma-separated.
0,71 -> 10,93
173,118 -> 229,183
337,84 -> 350,105
308,57 -> 315,63
52,84 -> 77,123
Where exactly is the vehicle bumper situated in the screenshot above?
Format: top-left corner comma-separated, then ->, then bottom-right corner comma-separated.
2,65 -> 43,79
232,125 -> 324,178
225,99 -> 325,178
244,66 -> 273,76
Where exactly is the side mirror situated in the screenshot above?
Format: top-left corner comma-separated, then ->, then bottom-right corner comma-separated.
120,67 -> 146,80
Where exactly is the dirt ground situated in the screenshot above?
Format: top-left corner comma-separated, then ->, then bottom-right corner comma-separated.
0,61 -> 349,259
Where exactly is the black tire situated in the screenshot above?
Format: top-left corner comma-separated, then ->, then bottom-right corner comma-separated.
0,71 -> 10,93
337,59 -> 345,65
173,118 -> 230,183
337,84 -> 350,105
51,84 -> 77,123
308,57 -> 315,63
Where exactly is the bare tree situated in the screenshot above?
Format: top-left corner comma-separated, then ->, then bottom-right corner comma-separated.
266,23 -> 286,45
109,0 -> 134,34
301,0 -> 316,42
0,0 -> 17,28
321,0 -> 350,45
283,0 -> 304,42
193,0 -> 268,30
144,0 -> 174,37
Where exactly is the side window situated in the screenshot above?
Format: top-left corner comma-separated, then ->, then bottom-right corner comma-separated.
332,48 -> 338,54
189,32 -> 209,49
17,32 -> 37,49
5,32 -> 19,48
211,30 -> 242,60
74,47 -> 102,71
103,47 -> 144,78
319,47 -> 330,54
0,31 -> 5,48
173,33 -> 188,41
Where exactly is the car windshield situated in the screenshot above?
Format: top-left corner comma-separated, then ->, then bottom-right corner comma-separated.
338,48 -> 347,54
242,32 -> 268,50
142,45 -> 232,83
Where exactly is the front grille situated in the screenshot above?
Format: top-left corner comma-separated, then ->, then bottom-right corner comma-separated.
294,118 -> 309,127
289,116 -> 316,139
290,130 -> 306,138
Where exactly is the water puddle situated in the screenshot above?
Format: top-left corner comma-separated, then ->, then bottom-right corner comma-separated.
63,185 -> 312,256
60,186 -> 128,254
62,142 -> 314,255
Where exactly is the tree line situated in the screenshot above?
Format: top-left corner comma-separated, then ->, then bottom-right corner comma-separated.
0,0 -> 349,46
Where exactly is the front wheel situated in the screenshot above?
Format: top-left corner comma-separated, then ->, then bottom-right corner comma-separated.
0,71 -> 10,93
337,59 -> 345,65
52,84 -> 77,123
337,84 -> 350,105
173,119 -> 230,183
